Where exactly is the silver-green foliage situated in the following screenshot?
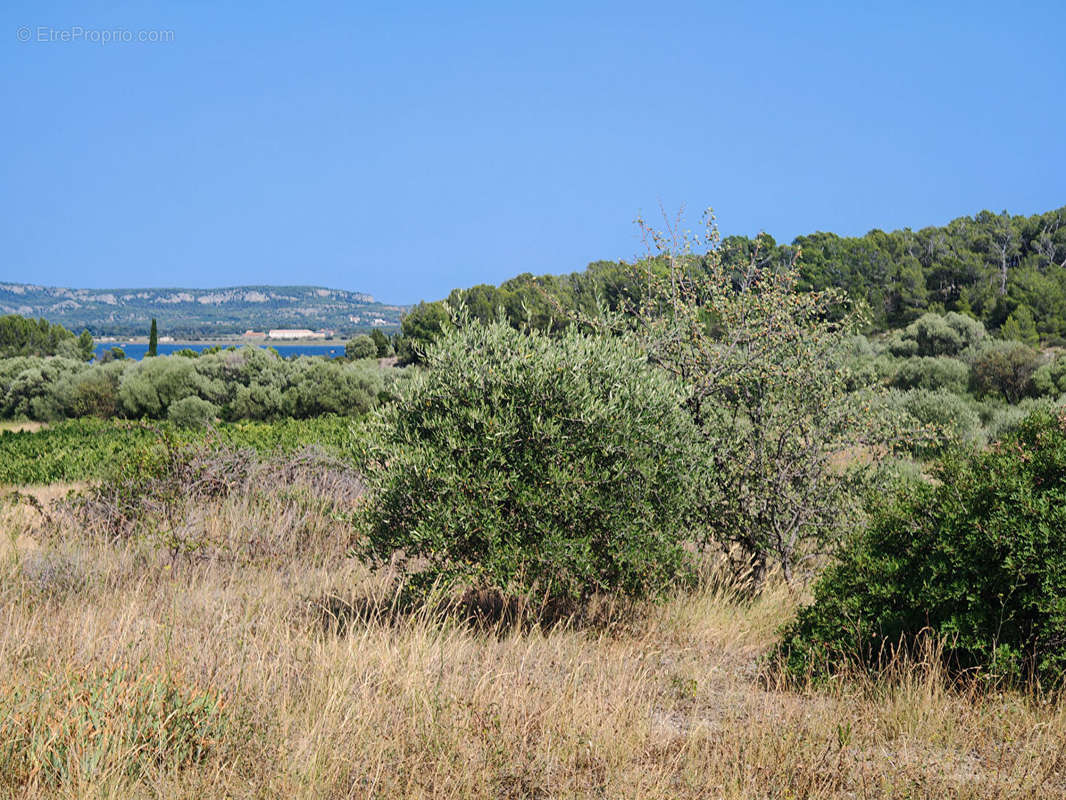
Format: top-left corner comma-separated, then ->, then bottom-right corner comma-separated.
887,312 -> 987,357
889,356 -> 970,394
167,396 -> 220,429
890,388 -> 985,453
345,334 -> 377,360
0,346 -> 405,422
119,357 -> 224,418
1032,354 -> 1066,398
359,319 -> 704,602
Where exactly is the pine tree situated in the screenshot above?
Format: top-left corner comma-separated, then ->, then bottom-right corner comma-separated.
370,328 -> 390,357
147,318 -> 158,357
76,329 -> 94,361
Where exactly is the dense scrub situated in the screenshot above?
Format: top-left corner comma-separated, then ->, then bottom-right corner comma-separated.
780,409 -> 1066,686
620,215 -> 907,584
0,345 -> 404,423
846,312 -> 1066,454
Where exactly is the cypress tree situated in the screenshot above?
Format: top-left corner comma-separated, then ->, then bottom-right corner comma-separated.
147,318 -> 158,357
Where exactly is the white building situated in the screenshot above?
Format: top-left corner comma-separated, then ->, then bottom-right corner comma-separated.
267,329 -> 325,340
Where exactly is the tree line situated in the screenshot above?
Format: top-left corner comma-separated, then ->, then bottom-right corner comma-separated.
396,206 -> 1066,362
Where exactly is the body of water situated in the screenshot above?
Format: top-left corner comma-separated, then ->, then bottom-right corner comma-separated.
93,342 -> 347,360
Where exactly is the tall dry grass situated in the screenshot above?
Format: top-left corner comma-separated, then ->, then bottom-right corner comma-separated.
0,421 -> 47,434
1,466 -> 1064,799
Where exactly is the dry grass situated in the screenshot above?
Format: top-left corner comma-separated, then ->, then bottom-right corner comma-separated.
0,420 -> 46,434
1,484 -> 1065,799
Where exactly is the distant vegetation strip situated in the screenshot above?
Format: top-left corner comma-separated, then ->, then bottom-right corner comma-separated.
0,343 -> 405,425
0,416 -> 358,485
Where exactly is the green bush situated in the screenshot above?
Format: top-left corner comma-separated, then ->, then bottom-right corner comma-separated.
281,358 -> 385,418
0,357 -> 88,421
0,346 -> 404,424
345,334 -> 377,360
167,396 -> 219,429
359,319 -> 703,603
983,397 -> 1066,443
887,312 -> 986,358
889,356 -> 969,394
118,357 -> 223,418
1032,354 -> 1066,398
779,409 -> 1066,686
969,341 -> 1039,403
893,388 -> 984,453
56,361 -> 125,418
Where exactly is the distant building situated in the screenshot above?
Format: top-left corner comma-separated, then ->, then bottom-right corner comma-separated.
267,328 -> 325,340
243,330 -> 266,338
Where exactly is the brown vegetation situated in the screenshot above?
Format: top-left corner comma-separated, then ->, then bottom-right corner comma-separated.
1,475 -> 1064,799
0,420 -> 47,434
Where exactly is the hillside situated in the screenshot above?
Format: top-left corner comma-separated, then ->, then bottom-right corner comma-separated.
0,283 -> 406,338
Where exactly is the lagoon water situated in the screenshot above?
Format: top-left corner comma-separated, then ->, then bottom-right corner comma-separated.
93,342 -> 347,360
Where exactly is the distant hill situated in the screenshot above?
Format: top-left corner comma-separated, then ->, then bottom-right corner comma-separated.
0,283 -> 406,338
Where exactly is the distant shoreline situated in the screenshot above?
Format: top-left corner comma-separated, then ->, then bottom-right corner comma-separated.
95,337 -> 355,347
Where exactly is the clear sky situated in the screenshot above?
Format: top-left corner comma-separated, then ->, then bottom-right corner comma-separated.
2,1 -> 1063,305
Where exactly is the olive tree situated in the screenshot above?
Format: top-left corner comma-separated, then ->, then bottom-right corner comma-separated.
359,317 -> 704,603
345,334 -> 376,360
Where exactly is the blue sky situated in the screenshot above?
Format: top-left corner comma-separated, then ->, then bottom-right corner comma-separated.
2,1 -> 1063,305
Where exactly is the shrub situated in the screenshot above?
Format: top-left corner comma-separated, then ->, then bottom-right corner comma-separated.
969,341 -> 1039,403
167,395 -> 219,429
908,313 -> 968,356
1032,355 -> 1066,398
118,357 -> 223,418
779,409 -> 1066,687
888,312 -> 986,357
1,357 -> 87,421
227,383 -> 286,421
893,388 -> 984,453
57,361 -> 125,418
345,334 -> 377,360
359,318 -> 702,603
281,358 -> 385,418
983,397 -> 1066,442
889,356 -> 969,394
